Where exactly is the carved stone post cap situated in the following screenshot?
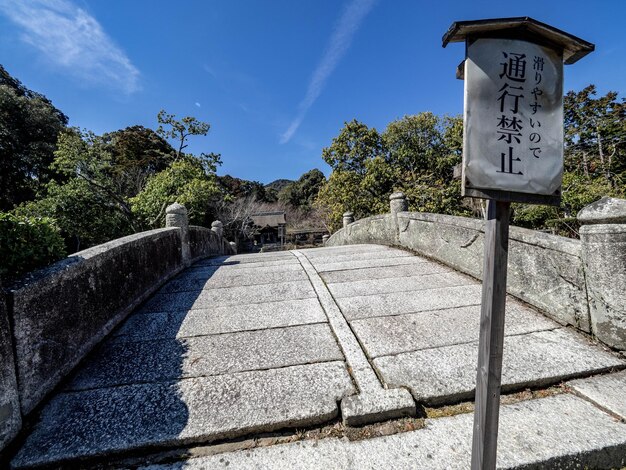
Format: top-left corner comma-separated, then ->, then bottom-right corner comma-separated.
389,192 -> 406,201
343,211 -> 354,217
211,220 -> 224,228
166,203 -> 187,215
577,197 -> 626,225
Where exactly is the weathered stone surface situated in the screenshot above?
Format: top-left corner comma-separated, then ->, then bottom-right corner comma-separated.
337,284 -> 483,320
141,280 -> 316,312
296,251 -> 417,426
188,226 -> 225,262
9,228 -> 185,415
0,286 -> 20,451
569,370 -> 626,420
114,298 -> 327,341
182,262 -> 303,280
396,212 -> 589,332
578,196 -> 626,224
11,362 -> 355,468
326,214 -> 396,247
351,303 -> 558,357
321,262 -> 451,284
375,328 -> 625,405
68,324 -> 342,390
580,222 -> 626,350
329,211 -> 590,333
305,249 -> 410,266
313,255 -> 427,273
159,267 -> 308,293
303,244 -> 391,257
195,252 -> 296,266
327,272 -> 474,299
141,395 -> 626,470
340,388 -> 416,427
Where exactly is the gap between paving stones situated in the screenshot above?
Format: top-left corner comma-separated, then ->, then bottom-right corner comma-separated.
293,250 -> 416,426
135,393 -> 626,470
11,362 -> 356,469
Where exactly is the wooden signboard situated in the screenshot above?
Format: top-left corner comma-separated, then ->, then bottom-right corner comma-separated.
443,17 -> 593,470
463,38 -> 563,205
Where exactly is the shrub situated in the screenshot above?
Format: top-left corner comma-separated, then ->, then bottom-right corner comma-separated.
0,212 -> 66,282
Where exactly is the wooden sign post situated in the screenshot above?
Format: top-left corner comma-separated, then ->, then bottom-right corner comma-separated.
442,18 -> 593,469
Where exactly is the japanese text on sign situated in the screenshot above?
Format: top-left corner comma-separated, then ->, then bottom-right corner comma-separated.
462,38 -> 563,196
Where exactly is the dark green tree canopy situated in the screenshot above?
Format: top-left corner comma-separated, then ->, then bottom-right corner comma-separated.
0,64 -> 68,210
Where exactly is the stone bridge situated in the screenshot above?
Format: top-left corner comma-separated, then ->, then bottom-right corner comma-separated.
1,198 -> 626,469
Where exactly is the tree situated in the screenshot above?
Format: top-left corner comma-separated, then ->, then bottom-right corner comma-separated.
131,159 -> 222,228
315,114 -> 469,231
14,178 -> 132,252
278,169 -> 326,209
322,120 -> 385,175
0,64 -> 68,210
104,125 -> 176,198
156,110 -> 211,161
51,128 -> 136,227
564,85 -> 625,186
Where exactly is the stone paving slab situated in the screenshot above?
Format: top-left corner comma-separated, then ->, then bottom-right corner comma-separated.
321,262 -> 452,284
313,255 -> 429,273
294,250 -> 416,425
351,303 -> 559,357
12,362 -> 356,469
568,370 -> 626,420
375,328 -> 625,405
182,262 -> 303,280
328,272 -> 475,299
158,268 -> 309,293
141,280 -> 316,312
195,253 -> 297,266
67,324 -> 342,390
337,284 -> 483,320
141,394 -> 626,470
305,250 -> 411,266
302,244 -> 392,256
114,298 -> 327,341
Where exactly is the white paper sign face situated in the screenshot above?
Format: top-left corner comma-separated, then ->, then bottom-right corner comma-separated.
462,38 -> 563,196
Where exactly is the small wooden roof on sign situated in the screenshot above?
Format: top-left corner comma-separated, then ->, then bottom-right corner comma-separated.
442,17 -> 594,64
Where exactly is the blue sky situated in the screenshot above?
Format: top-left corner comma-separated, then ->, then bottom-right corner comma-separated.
0,0 -> 624,183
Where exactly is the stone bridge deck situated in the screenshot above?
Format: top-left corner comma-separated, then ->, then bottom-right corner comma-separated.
11,245 -> 626,468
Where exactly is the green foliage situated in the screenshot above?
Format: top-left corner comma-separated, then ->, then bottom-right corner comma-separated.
131,159 -> 221,228
103,125 -> 176,198
0,212 -> 66,281
316,114 -> 468,230
0,65 -> 68,210
322,119 -> 385,175
218,175 -> 273,202
14,178 -> 132,252
278,169 -> 326,209
564,85 -> 625,186
156,110 -> 211,160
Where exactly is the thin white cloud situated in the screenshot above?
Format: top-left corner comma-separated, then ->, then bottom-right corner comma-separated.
0,0 -> 140,93
280,0 -> 376,144
195,102 -> 201,108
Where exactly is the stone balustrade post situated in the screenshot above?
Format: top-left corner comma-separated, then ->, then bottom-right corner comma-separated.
343,212 -> 354,228
578,197 -> 626,351
165,203 -> 190,266
389,192 -> 408,215
390,192 -> 408,242
322,234 -> 330,245
211,220 -> 224,239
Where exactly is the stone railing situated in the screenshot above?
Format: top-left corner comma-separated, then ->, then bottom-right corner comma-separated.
0,203 -> 235,450
327,194 -> 626,353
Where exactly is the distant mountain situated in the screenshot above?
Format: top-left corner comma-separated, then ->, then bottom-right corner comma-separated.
265,179 -> 293,193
